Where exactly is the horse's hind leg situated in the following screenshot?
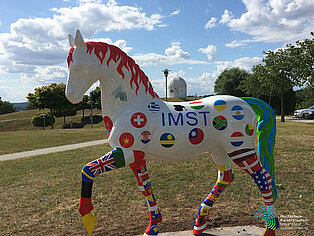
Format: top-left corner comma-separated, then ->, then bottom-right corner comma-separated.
228,149 -> 279,235
78,147 -> 126,236
129,151 -> 162,236
193,147 -> 234,235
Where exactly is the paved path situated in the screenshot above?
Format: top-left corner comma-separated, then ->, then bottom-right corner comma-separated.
277,117 -> 314,124
137,225 -> 264,236
0,139 -> 108,161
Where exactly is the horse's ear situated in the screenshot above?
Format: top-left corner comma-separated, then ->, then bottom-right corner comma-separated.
68,34 -> 75,47
74,29 -> 86,48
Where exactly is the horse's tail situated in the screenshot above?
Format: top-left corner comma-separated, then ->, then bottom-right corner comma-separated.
241,97 -> 277,201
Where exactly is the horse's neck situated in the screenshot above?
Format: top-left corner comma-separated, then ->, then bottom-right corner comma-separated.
99,75 -> 156,118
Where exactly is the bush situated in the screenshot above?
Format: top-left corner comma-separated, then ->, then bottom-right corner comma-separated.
31,112 -> 55,127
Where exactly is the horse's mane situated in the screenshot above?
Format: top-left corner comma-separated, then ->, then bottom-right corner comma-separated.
67,42 -> 158,99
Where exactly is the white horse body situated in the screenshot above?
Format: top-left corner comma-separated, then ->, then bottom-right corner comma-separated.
66,30 -> 278,236
107,96 -> 256,162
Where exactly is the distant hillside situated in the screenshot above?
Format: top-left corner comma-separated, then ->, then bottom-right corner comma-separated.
13,102 -> 29,111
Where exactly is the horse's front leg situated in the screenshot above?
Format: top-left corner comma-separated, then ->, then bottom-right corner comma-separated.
129,151 -> 162,236
78,147 -> 126,236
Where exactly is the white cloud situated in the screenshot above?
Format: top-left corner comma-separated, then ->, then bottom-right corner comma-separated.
214,56 -> 262,75
199,45 -> 217,60
0,0 -> 165,71
222,0 -> 314,45
132,42 -> 209,67
205,17 -> 217,29
219,9 -> 233,24
87,38 -> 133,53
170,9 -> 180,16
165,42 -> 190,59
20,66 -> 68,84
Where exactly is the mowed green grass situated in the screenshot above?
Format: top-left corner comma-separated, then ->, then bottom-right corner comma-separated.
0,109 -> 107,155
0,108 -> 103,132
0,127 -> 107,155
0,121 -> 313,235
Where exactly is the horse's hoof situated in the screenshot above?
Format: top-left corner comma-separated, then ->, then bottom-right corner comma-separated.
193,223 -> 207,235
82,212 -> 97,236
144,222 -> 159,235
262,228 -> 276,236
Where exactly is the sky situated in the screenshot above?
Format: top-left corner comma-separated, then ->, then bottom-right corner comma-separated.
0,0 -> 313,102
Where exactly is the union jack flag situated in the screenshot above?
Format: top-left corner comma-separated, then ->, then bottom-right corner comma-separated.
86,152 -> 117,176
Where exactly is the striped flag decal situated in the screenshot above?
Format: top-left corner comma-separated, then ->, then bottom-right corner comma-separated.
230,132 -> 244,147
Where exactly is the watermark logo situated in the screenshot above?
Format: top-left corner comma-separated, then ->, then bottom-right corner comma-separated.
253,206 -> 278,230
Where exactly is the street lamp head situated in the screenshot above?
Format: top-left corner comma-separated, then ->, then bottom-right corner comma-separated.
162,69 -> 170,76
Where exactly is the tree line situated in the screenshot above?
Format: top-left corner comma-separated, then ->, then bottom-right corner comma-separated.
214,32 -> 313,122
26,83 -> 101,129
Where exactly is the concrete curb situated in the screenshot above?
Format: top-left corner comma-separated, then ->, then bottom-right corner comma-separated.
0,139 -> 108,161
140,225 -> 264,236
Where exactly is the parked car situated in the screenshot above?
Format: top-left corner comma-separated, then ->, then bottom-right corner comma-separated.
294,105 -> 314,119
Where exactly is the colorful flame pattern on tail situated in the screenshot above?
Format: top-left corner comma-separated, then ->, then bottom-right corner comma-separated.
241,97 -> 277,201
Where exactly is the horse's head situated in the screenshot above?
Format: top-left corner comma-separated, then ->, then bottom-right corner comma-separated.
66,30 -> 101,104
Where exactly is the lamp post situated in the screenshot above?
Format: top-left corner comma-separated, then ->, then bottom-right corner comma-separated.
42,113 -> 46,130
162,69 -> 170,101
90,92 -> 93,128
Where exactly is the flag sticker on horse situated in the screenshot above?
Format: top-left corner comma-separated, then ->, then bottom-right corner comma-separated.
231,105 -> 244,120
213,116 -> 227,130
141,131 -> 151,144
230,132 -> 244,147
189,128 -> 204,145
189,101 -> 204,110
119,132 -> 134,148
245,123 -> 254,136
131,112 -> 147,128
148,102 -> 160,112
160,133 -> 175,148
214,100 -> 227,111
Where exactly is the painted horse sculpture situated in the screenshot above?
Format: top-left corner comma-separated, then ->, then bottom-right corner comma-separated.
66,30 -> 279,236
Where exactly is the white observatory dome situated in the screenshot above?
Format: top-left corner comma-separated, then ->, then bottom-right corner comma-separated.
167,76 -> 187,98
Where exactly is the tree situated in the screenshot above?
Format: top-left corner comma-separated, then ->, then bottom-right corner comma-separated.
55,107 -> 77,124
241,33 -> 313,122
214,67 -> 249,97
90,86 -> 101,109
240,64 -> 277,104
27,83 -> 75,129
76,95 -> 89,118
295,86 -> 314,109
287,32 -> 314,87
0,97 -> 16,115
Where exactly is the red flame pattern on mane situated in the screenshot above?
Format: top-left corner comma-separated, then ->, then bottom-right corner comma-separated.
67,42 -> 158,99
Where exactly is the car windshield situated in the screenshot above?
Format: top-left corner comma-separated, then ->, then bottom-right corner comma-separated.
309,106 -> 314,109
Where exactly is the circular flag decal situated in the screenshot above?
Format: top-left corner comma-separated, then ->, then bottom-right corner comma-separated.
141,131 -> 151,144
160,133 -> 175,148
189,101 -> 204,109
213,116 -> 228,130
214,100 -> 227,111
189,128 -> 204,145
231,105 -> 244,120
131,112 -> 147,128
245,123 -> 254,136
230,132 -> 244,147
103,116 -> 113,136
119,132 -> 134,148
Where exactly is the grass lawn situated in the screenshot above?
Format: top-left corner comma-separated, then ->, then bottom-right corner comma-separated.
0,108 -> 108,155
0,121 -> 313,235
0,108 -> 103,132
